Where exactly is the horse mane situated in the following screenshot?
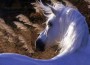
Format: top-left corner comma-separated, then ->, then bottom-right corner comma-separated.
35,0 -> 65,17
54,6 -> 89,58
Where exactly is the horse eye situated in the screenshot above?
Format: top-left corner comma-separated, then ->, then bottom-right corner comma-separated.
48,22 -> 53,27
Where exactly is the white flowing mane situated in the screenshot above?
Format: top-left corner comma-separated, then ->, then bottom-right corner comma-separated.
0,1 -> 90,65
56,7 -> 89,57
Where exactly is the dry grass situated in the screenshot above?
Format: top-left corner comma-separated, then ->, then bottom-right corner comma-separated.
0,13 -> 58,59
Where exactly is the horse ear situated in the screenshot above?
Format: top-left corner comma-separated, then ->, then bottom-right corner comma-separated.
47,4 -> 57,15
50,7 -> 57,15
35,0 -> 57,16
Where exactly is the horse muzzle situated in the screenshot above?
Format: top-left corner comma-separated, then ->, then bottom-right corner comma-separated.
35,39 -> 45,52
